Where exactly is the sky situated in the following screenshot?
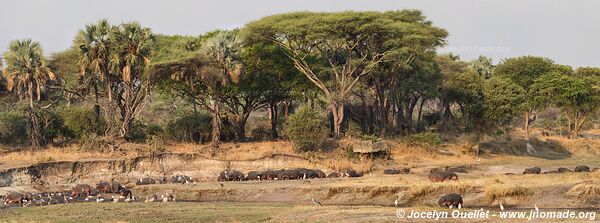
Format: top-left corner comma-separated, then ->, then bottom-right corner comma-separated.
1,0 -> 599,67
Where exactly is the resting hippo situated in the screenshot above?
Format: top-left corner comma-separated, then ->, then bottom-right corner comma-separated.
383,169 -> 401,175
574,165 -> 590,172
89,188 -> 101,196
343,169 -> 362,177
96,181 -> 112,193
71,184 -> 92,197
136,177 -> 157,185
327,172 -> 341,178
246,171 -> 263,181
523,167 -> 541,174
313,169 -> 327,178
438,193 -> 463,208
429,171 -> 459,182
112,181 -> 124,193
557,167 -> 572,173
262,170 -> 280,180
278,169 -> 300,180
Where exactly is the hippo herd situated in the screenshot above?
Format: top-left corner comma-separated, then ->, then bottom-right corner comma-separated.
217,168 -> 363,181
520,165 -> 596,174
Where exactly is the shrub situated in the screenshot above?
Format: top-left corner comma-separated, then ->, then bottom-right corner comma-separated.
405,132 -> 442,146
250,125 -> 271,141
56,106 -> 106,138
0,111 -> 28,145
283,105 -> 328,152
164,112 -> 212,143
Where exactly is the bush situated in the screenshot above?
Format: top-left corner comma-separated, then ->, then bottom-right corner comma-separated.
56,106 -> 106,138
405,132 -> 442,146
164,112 -> 212,143
0,111 -> 28,145
283,105 -> 328,152
250,125 -> 271,140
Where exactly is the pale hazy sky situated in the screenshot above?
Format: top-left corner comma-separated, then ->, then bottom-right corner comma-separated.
1,0 -> 599,67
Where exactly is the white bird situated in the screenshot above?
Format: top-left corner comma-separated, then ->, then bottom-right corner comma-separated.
311,198 -> 322,206
394,198 -> 399,207
534,205 -> 539,212
163,197 -> 169,202
458,203 -> 462,209
500,204 -> 504,211
96,195 -> 104,203
477,158 -> 481,162
112,196 -> 119,203
449,204 -> 454,209
124,198 -> 131,202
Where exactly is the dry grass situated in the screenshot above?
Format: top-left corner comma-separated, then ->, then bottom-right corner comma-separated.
409,182 -> 477,198
548,136 -> 600,155
484,184 -> 534,202
566,181 -> 600,199
0,145 -> 118,167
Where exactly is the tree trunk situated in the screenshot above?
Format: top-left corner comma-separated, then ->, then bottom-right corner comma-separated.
330,103 -> 344,138
210,96 -> 221,148
283,100 -> 290,119
120,85 -> 133,141
105,75 -> 116,136
27,82 -> 42,147
270,102 -> 278,139
417,98 -> 426,122
524,111 -> 529,136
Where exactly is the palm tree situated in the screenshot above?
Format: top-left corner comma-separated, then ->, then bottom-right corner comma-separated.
110,22 -> 154,140
74,19 -> 116,134
2,39 -> 57,146
202,31 -> 242,146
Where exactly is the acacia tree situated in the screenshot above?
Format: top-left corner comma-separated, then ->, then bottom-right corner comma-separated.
494,56 -> 557,135
2,39 -> 57,146
245,10 -> 447,137
531,71 -> 599,138
110,22 -> 155,140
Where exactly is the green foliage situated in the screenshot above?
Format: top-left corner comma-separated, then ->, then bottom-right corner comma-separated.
483,77 -> 526,124
48,48 -> 80,88
283,106 -> 328,152
55,106 -> 106,138
494,56 -> 556,91
404,132 -> 442,146
164,112 -> 212,143
0,111 -> 28,145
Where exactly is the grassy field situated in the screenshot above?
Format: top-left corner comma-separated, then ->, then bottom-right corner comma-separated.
0,202 -> 597,223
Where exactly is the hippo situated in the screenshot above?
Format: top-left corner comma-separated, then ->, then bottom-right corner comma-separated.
428,171 -> 459,182
438,193 -> 463,208
246,171 -> 263,181
172,175 -> 194,184
574,165 -> 590,172
71,184 -> 92,197
523,167 -> 541,174
313,169 -> 327,178
3,192 -> 28,205
327,172 -> 341,178
343,169 -> 362,177
383,169 -> 401,175
557,167 -> 572,173
444,166 -> 469,173
429,167 -> 444,173
262,170 -> 279,180
136,177 -> 157,185
278,169 -> 300,180
96,181 -> 112,193
111,181 -> 124,193
89,188 -> 101,196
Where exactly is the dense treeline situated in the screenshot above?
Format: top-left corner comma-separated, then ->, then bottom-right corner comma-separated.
0,10 -> 598,150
